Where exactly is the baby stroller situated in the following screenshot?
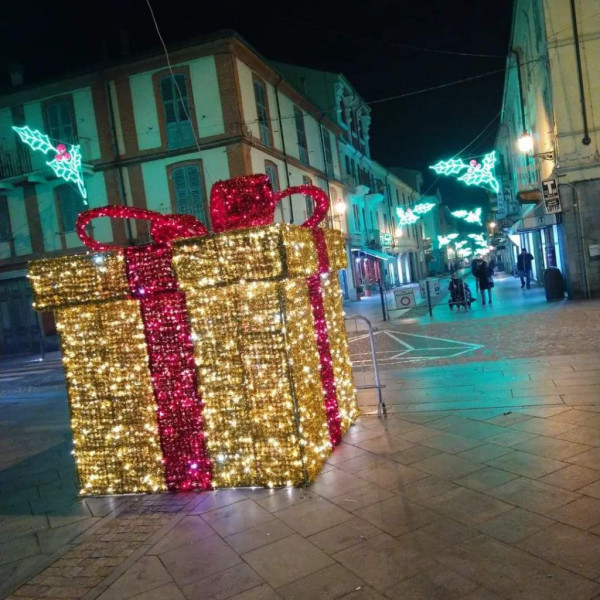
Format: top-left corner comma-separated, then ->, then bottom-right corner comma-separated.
448,277 -> 474,312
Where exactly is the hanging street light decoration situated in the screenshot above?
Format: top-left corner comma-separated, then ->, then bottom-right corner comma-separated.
437,233 -> 459,247
467,233 -> 488,247
429,151 -> 500,194
13,126 -> 88,200
396,207 -> 420,226
411,202 -> 436,215
455,240 -> 468,249
451,207 -> 482,225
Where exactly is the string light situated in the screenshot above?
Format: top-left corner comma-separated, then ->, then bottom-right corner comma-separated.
437,233 -> 459,247
12,126 -> 88,199
396,207 -> 420,226
28,175 -> 358,494
451,207 -> 483,225
412,202 -> 436,215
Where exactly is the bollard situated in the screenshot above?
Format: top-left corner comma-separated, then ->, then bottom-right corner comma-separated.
378,278 -> 387,321
426,280 -> 433,317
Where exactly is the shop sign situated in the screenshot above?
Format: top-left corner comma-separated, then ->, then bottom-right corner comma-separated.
542,179 -> 562,214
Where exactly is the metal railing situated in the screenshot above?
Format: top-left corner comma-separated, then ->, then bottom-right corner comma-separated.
345,315 -> 386,416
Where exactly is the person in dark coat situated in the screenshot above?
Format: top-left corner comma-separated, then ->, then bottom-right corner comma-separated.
517,248 -> 534,289
475,258 -> 493,305
471,258 -> 480,293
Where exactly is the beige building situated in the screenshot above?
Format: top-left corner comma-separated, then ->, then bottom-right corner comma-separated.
495,0 -> 600,297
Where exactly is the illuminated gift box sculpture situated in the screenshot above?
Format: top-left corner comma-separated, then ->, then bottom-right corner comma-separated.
28,174 -> 358,495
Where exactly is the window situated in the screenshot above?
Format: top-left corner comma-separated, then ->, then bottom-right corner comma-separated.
159,73 -> 194,149
253,79 -> 271,147
395,189 -> 400,205
56,185 -> 86,232
340,97 -> 347,125
353,204 -> 360,229
170,163 -> 206,222
265,161 -> 280,193
322,130 -> 333,176
44,100 -> 76,143
294,107 -> 308,165
0,197 -> 12,243
303,176 -> 313,218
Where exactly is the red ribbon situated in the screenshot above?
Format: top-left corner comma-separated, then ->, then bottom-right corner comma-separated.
76,206 -> 208,252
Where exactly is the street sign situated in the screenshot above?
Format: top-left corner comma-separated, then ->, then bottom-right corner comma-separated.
542,178 -> 562,214
393,288 -> 416,309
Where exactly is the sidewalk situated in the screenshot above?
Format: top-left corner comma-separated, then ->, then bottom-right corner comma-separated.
1,288 -> 600,599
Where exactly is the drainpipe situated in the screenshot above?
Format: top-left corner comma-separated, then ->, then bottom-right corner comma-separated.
105,82 -> 133,243
569,0 -> 592,145
317,114 -> 334,226
509,49 -> 527,136
275,75 -> 293,223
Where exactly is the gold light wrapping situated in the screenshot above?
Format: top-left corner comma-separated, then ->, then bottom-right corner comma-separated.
174,224 -> 333,487
57,300 -> 165,495
29,253 -> 128,310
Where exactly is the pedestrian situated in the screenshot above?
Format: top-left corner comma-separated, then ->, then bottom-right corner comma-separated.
475,258 -> 493,305
471,258 -> 480,293
517,248 -> 534,289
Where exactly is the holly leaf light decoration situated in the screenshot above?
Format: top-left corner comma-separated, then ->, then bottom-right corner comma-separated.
12,126 -> 87,200
396,207 -> 420,226
429,151 -> 499,194
451,207 -> 482,226
412,202 -> 436,215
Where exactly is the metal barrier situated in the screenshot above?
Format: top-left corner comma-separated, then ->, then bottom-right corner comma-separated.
345,315 -> 386,416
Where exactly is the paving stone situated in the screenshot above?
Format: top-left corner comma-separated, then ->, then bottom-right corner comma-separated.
254,488 -> 316,513
146,516 -> 214,555
485,477 -> 581,514
383,564 -> 478,600
512,436 -> 592,460
388,444 -> 441,465
335,453 -> 387,474
396,517 -> 479,555
354,435 -> 415,455
96,556 -> 172,600
200,499 -> 273,538
326,443 -> 370,464
274,497 -> 353,537
188,490 -> 249,515
517,522 -> 600,579
333,533 -> 437,591
420,433 -> 484,454
125,583 -> 186,599
410,454 -> 483,480
565,447 -> 600,470
242,534 -> 333,588
0,534 -> 39,567
227,584 -> 282,600
397,427 -> 443,442
485,450 -> 565,478
454,467 -> 518,491
354,495 -> 440,537
477,508 -> 554,543
457,443 -> 514,463
310,469 -> 370,500
159,534 -> 241,586
539,465 -> 600,491
486,430 -> 539,447
547,496 -> 600,530
437,534 -> 600,599
396,475 -> 460,502
579,480 -> 600,498
181,562 -> 263,600
307,518 -> 382,555
37,518 -> 100,555
224,519 -> 294,554
557,426 -> 600,446
355,462 -> 428,491
277,563 -> 364,600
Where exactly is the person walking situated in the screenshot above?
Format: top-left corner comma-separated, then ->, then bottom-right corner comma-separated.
517,248 -> 534,289
471,258 -> 480,293
475,258 -> 493,305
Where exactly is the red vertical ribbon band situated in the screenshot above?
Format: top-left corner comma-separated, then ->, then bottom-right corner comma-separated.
124,245 -> 212,491
307,228 -> 342,447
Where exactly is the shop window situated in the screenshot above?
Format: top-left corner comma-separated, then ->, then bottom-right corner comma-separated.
169,162 -> 206,222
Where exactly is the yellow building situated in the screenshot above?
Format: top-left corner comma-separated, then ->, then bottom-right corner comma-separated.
496,0 -> 599,298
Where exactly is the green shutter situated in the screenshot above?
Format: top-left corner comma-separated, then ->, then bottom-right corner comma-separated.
172,165 -> 205,222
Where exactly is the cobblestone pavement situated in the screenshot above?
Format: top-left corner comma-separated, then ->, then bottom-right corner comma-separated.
2,287 -> 600,599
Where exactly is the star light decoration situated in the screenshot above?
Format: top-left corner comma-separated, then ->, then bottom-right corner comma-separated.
451,207 -> 483,226
12,126 -> 87,199
429,151 -> 500,194
437,233 -> 459,248
396,207 -> 420,226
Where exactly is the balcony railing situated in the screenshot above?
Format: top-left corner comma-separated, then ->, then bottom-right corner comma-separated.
366,229 -> 381,250
0,148 -> 32,179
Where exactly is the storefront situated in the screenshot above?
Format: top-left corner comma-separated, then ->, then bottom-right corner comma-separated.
351,248 -> 395,292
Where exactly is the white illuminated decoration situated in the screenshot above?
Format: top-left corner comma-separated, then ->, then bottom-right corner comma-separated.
412,202 -> 436,215
396,207 -> 420,226
451,207 -> 482,225
437,233 -> 459,247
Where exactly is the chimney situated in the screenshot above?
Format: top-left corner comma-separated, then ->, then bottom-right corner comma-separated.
8,62 -> 24,87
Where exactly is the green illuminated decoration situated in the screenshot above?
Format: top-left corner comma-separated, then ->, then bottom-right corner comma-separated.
437,233 -> 459,248
396,207 -> 420,226
467,233 -> 487,247
12,126 -> 87,200
451,207 -> 482,225
429,151 -> 499,194
379,232 -> 393,246
455,240 -> 468,249
412,202 -> 436,215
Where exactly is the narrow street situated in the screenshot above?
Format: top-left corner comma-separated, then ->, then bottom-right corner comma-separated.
1,279 -> 600,600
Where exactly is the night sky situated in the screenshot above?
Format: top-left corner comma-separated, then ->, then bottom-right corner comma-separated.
1,0 -> 513,208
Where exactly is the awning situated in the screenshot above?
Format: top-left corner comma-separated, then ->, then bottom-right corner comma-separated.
351,247 -> 394,261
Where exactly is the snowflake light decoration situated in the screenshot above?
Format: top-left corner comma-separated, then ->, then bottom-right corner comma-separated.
429,151 -> 499,194
396,207 -> 420,226
12,126 -> 87,199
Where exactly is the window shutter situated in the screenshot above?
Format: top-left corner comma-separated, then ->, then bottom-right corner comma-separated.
0,197 -> 11,242
172,165 -> 205,222
58,186 -> 85,232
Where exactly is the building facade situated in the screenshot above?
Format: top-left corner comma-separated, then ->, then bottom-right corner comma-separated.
495,0 -> 599,298
0,32 -> 348,354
